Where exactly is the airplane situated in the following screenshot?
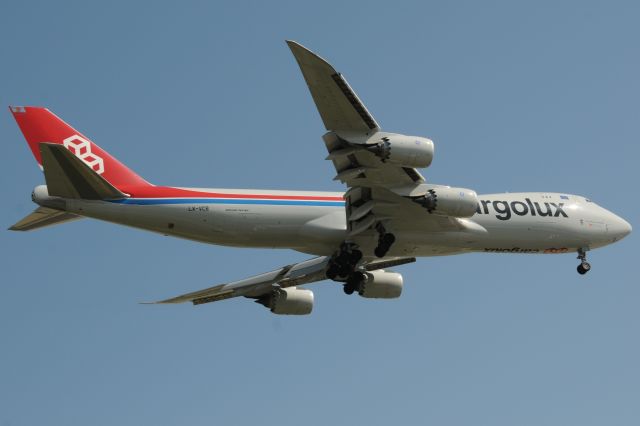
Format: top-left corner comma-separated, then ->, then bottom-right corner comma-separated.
9,41 -> 632,315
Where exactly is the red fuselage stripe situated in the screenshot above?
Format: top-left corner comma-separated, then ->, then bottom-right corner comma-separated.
118,185 -> 345,201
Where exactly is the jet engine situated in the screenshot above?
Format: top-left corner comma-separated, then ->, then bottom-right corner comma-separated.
411,186 -> 478,218
365,133 -> 434,168
257,287 -> 314,315
357,270 -> 403,299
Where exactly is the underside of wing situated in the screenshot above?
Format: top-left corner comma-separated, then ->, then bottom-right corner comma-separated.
288,41 -> 482,251
287,40 -> 380,135
287,41 -> 432,189
323,131 -> 425,188
323,132 -> 480,239
344,185 -> 485,239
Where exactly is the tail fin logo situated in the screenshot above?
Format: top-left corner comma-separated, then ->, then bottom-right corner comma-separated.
62,135 -> 105,174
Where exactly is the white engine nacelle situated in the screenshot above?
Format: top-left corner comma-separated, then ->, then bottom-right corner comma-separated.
412,185 -> 478,218
357,270 -> 403,299
366,133 -> 434,168
268,287 -> 314,315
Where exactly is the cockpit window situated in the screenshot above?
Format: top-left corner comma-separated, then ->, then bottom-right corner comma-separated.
585,198 -> 593,203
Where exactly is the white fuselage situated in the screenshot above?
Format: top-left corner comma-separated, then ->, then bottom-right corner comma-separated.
34,185 -> 631,258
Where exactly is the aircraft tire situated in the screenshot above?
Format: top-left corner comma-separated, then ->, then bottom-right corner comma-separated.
577,262 -> 591,275
326,265 -> 340,280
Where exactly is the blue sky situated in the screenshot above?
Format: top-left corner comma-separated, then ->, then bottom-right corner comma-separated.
1,1 -> 638,425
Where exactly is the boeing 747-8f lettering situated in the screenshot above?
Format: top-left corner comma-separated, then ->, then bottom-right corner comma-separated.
9,41 -> 631,315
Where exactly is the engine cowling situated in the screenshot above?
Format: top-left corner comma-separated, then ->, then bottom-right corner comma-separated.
366,133 -> 434,168
412,185 -> 478,218
261,287 -> 314,315
357,270 -> 403,299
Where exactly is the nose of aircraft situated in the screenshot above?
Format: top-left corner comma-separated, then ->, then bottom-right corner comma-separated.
609,214 -> 632,240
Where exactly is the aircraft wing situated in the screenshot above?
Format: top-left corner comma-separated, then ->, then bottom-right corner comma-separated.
147,256 -> 415,306
288,41 -> 472,239
287,40 -> 380,134
288,40 -> 425,188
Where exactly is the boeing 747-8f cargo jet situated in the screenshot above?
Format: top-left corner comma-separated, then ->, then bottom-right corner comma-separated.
9,41 -> 631,315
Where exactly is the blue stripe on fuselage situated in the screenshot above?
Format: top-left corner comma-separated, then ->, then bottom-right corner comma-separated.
108,198 -> 345,207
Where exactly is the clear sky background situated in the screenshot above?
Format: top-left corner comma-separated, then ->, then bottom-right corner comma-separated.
1,1 -> 638,425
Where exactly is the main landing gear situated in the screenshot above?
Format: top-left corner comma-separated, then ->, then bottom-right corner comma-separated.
326,242 -> 362,281
577,248 -> 591,275
343,271 -> 366,295
325,243 -> 370,295
327,228 -> 399,293
374,223 -> 396,258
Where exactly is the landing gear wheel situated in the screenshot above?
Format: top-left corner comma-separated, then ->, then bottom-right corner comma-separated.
577,262 -> 591,275
326,244 -> 363,281
350,249 -> 363,264
326,265 -> 339,280
576,248 -> 591,275
343,272 -> 365,295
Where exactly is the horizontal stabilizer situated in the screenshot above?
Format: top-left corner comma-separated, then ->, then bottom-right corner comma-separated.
9,207 -> 81,231
40,143 -> 126,200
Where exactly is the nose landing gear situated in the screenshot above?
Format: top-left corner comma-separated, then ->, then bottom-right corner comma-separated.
577,248 -> 591,275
